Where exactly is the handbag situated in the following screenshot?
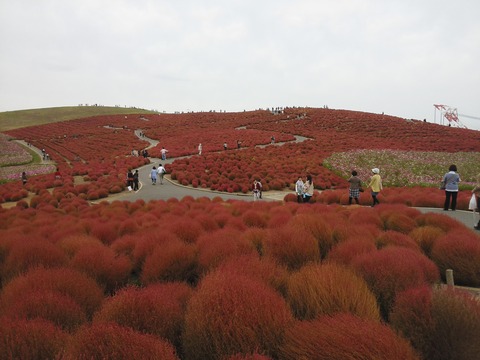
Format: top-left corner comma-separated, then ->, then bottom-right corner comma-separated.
439,180 -> 446,190
468,194 -> 477,211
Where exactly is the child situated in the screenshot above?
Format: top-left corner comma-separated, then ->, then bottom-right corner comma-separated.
348,170 -> 362,205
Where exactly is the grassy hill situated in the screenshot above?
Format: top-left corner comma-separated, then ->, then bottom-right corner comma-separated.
0,106 -> 157,132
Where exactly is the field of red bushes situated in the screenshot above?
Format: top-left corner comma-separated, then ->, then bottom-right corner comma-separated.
0,197 -> 479,359
2,107 -> 480,205
1,108 -> 480,358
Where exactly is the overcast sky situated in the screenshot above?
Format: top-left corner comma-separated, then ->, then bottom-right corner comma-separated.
1,0 -> 479,129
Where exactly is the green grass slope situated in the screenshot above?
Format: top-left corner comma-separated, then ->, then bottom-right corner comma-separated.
0,106 -> 157,131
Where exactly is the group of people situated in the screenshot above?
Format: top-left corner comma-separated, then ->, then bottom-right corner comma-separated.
294,175 -> 315,203
149,164 -> 167,185
346,168 -> 383,207
295,169 -> 383,206
126,170 -> 140,191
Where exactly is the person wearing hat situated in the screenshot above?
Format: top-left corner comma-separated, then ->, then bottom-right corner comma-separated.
368,168 -> 383,207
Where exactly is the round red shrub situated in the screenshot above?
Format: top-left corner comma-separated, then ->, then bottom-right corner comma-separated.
352,247 -> 440,319
286,263 -> 380,321
0,318 -> 68,360
0,267 -> 104,318
94,282 -> 193,350
141,239 -> 198,285
71,245 -> 132,293
390,286 -> 480,360
63,322 -> 179,360
1,238 -> 68,282
263,226 -> 320,270
326,237 -> 377,266
288,212 -> 335,258
430,230 -> 480,287
409,226 -> 445,256
216,253 -> 289,295
196,228 -> 255,273
183,271 -> 294,360
2,289 -> 87,332
279,313 -> 420,360
375,230 -> 420,251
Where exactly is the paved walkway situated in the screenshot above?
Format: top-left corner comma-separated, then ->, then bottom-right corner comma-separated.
109,157 -> 479,231
12,130 -> 480,231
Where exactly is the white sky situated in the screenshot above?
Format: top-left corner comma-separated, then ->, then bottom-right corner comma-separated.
1,0 -> 479,129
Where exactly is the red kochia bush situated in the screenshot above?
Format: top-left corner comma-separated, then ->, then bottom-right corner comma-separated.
0,267 -> 104,319
196,228 -> 256,273
0,317 -> 68,360
183,271 -> 294,360
216,254 -> 289,295
409,225 -> 446,256
71,245 -> 132,293
94,282 -> 193,350
1,238 -> 68,281
287,212 -> 335,258
279,314 -> 420,360
390,286 -> 480,360
63,322 -> 179,360
430,230 -> 480,287
375,230 -> 420,251
141,238 -> 198,285
286,263 -> 380,321
263,226 -> 320,270
352,247 -> 440,319
326,237 -> 377,266
1,289 -> 87,332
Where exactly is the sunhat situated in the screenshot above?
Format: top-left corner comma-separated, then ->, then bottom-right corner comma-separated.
371,168 -> 380,174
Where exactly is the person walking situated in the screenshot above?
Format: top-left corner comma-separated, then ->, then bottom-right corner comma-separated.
442,164 -> 461,211
21,171 -> 27,185
295,176 -> 304,203
368,168 -> 383,207
472,173 -> 480,230
161,147 -> 168,160
157,164 -> 166,185
253,179 -> 262,201
127,170 -> 134,190
348,170 -> 362,205
303,174 -> 314,203
150,166 -> 157,185
198,143 -> 202,155
133,170 -> 139,191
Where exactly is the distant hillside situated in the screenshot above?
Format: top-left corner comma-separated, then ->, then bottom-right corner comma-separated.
0,106 -> 157,131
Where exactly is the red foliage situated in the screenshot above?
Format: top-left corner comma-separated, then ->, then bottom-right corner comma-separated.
216,254 -> 289,295
0,267 -> 104,319
286,263 -> 380,321
326,237 -> 377,266
409,225 -> 446,256
1,289 -> 87,332
390,286 -> 480,360
183,271 -> 294,360
1,237 -> 68,281
279,313 -> 420,360
430,230 -> 480,286
94,282 -> 193,350
263,226 -> 320,270
63,322 -> 179,360
375,230 -> 421,251
287,211 -> 336,258
0,317 -> 68,360
71,245 -> 132,293
352,247 -> 440,318
141,238 -> 198,285
196,228 -> 256,273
